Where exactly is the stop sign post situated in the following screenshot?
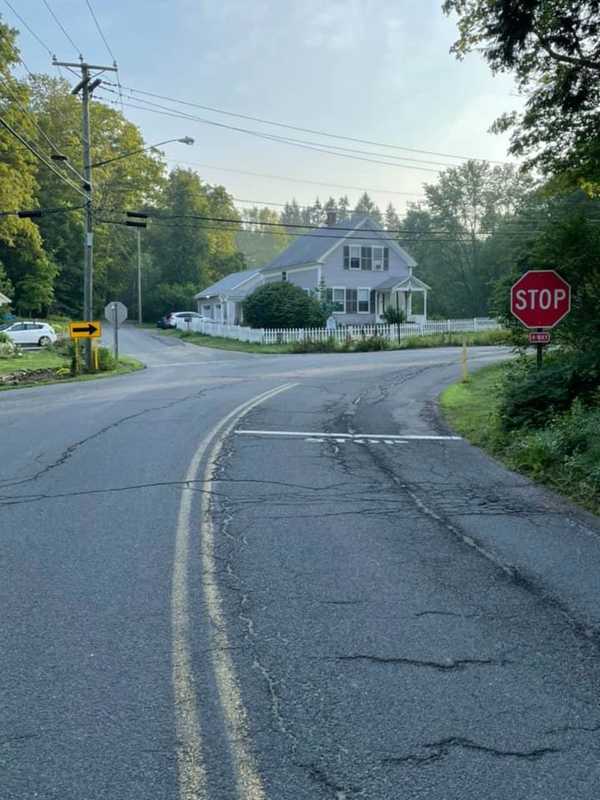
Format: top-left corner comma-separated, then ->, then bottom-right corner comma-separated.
510,270 -> 571,368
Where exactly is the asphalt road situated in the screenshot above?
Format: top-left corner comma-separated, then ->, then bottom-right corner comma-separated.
2,326 -> 600,800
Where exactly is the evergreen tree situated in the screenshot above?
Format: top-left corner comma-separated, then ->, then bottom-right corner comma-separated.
385,203 -> 401,232
354,192 -> 383,224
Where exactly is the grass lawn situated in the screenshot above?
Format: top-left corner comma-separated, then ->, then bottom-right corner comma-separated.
0,348 -> 66,377
440,363 -> 508,446
0,348 -> 144,390
159,329 -> 292,354
440,362 -> 600,515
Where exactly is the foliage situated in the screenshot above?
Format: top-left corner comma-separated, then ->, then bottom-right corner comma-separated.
352,335 -> 388,352
382,307 -> 406,325
444,0 -> 600,189
144,281 -> 198,322
498,350 -> 600,432
400,161 -> 532,317
96,346 -> 117,371
243,282 -> 326,329
290,337 -> 339,353
236,206 -> 290,267
442,363 -> 600,514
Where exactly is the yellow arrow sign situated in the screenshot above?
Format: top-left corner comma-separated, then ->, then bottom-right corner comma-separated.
69,321 -> 102,339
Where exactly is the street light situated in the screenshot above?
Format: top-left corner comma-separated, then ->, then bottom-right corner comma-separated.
91,136 -> 195,168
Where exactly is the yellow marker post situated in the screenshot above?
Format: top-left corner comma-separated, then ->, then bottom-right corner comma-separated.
93,345 -> 99,371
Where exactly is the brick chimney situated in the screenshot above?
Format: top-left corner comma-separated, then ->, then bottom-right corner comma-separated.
326,209 -> 337,227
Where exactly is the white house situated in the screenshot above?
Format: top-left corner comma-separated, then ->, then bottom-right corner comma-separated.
195,212 -> 430,325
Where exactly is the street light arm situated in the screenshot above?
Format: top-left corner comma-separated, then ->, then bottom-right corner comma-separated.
91,137 -> 194,168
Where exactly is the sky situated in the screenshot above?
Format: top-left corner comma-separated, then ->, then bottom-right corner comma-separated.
8,0 -> 524,216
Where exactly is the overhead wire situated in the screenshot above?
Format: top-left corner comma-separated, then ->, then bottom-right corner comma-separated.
83,0 -> 125,111
98,88 -> 453,169
108,207 -> 583,239
164,158 -> 425,197
40,0 -> 81,56
0,115 -> 89,199
2,0 -> 54,56
97,92 -> 443,174
1,78 -> 88,185
103,79 -> 507,165
98,217 -> 550,243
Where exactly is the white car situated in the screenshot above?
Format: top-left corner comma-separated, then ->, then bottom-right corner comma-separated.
172,312 -> 207,331
0,321 -> 57,347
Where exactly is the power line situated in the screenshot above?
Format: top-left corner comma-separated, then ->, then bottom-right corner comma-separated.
231,196 -> 413,210
2,78 -> 89,185
117,208 -> 559,238
84,0 -> 116,62
164,158 -> 425,197
0,203 -> 84,217
99,88 -> 452,170
97,92 -> 443,174
41,0 -> 81,56
103,79 -> 507,166
83,0 -> 124,110
2,0 -> 54,56
0,115 -> 88,199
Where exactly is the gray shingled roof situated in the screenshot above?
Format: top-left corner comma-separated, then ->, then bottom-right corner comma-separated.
262,213 -> 416,270
374,274 -> 431,291
194,269 -> 260,300
195,215 -> 418,299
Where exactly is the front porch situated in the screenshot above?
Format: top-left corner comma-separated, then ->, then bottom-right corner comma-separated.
373,272 -> 431,324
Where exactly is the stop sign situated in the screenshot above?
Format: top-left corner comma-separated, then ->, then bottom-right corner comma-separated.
510,270 -> 571,329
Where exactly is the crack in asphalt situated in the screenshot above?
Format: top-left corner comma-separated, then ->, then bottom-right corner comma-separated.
382,736 -> 560,766
297,762 -> 363,799
332,655 -> 510,671
0,385 -> 221,490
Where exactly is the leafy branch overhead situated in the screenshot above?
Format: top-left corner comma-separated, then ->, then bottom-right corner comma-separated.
443,0 -> 600,187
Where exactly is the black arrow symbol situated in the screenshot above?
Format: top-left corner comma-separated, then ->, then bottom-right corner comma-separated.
72,323 -> 99,335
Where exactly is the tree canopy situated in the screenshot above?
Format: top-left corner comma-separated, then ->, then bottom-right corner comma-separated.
444,0 -> 600,189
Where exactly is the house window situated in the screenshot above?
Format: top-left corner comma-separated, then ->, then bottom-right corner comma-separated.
349,246 -> 361,270
373,247 -> 384,270
346,289 -> 357,313
358,288 -> 370,313
332,287 -> 345,312
282,271 -> 287,281
361,247 -> 372,270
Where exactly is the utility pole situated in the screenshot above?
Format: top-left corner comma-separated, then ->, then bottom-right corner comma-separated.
137,227 -> 142,324
53,59 -> 117,368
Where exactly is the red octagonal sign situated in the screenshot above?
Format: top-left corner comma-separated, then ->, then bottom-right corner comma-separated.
511,270 -> 571,329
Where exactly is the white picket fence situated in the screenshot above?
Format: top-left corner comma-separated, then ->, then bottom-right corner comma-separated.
176,316 -> 502,345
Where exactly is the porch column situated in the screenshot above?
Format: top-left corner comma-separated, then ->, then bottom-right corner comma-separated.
423,290 -> 428,322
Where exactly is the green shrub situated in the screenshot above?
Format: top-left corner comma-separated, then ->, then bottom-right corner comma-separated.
382,307 -> 406,325
290,337 -> 338,353
243,282 -> 326,329
97,346 -> 117,371
499,351 -> 600,431
352,335 -> 388,352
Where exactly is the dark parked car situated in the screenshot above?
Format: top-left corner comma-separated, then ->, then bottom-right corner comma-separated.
156,314 -> 176,329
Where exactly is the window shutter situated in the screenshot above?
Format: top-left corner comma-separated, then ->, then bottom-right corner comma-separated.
346,289 -> 357,313
326,288 -> 333,304
383,248 -> 389,270
370,290 -> 376,313
361,246 -> 372,270
343,245 -> 350,270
